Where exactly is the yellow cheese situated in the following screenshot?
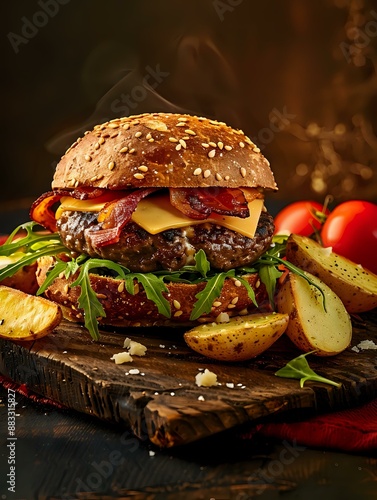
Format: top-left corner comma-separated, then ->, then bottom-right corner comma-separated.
56,194 -> 263,239
133,195 -> 263,238
55,196 -> 118,219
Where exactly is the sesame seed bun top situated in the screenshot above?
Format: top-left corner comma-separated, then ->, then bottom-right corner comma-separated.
52,113 -> 278,191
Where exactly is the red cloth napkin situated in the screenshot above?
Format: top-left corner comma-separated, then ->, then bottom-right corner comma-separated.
245,399 -> 377,452
2,373 -> 377,452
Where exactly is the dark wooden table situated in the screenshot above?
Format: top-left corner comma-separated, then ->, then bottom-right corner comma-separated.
1,384 -> 376,499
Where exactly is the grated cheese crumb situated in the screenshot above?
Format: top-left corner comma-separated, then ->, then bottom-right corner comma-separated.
356,340 -> 377,350
123,337 -> 147,356
195,368 -> 218,387
111,352 -> 133,364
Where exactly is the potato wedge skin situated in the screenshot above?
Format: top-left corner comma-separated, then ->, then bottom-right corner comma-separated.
0,285 -> 62,341
276,272 -> 352,356
286,234 -> 377,313
184,313 -> 289,361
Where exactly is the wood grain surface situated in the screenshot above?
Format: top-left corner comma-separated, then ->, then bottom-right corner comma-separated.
1,312 -> 377,448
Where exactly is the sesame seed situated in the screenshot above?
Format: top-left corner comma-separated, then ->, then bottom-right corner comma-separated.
213,301 -> 222,307
138,165 -> 148,172
178,117 -> 188,121
169,137 -> 178,142
225,175 -> 230,181
245,137 -> 253,145
117,282 -> 125,293
119,146 -> 128,153
134,283 -> 140,294
240,167 -> 247,178
173,310 -> 183,317
185,129 -> 196,135
209,119 -> 219,125
108,123 -> 119,129
231,296 -> 239,304
146,133 -> 152,140
122,123 -> 130,130
173,300 -> 181,310
239,141 -> 245,148
94,143 -> 100,150
129,148 -> 136,154
179,139 -> 187,148
224,145 -> 232,151
253,146 -> 261,153
135,131 -> 142,138
209,142 -> 217,148
134,173 -> 144,181
84,154 -> 92,162
98,137 -> 105,144
208,149 -> 216,158
108,161 -> 115,170
175,143 -> 182,151
176,122 -> 186,127
193,168 -> 202,176
215,173 -> 222,181
203,169 -> 211,178
134,173 -> 145,180
201,143 -> 210,148
148,138 -> 155,142
217,141 -> 224,149
63,284 -> 69,294
228,304 -> 236,309
90,175 -> 97,182
234,279 -> 242,287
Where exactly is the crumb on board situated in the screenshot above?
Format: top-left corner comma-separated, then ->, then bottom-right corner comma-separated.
195,368 -> 218,387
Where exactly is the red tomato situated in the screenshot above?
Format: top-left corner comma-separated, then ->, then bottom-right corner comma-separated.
321,200 -> 377,274
274,201 -> 328,236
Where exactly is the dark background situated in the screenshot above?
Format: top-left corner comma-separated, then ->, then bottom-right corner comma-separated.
2,0 -> 377,225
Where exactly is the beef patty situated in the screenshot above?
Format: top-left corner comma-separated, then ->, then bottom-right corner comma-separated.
57,210 -> 274,272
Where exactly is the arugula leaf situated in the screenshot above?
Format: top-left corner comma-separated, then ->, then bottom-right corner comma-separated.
190,270 -> 235,321
275,352 -> 341,388
194,249 -> 210,278
235,275 -> 258,307
258,263 -> 282,308
0,222 -> 62,257
125,273 -> 170,317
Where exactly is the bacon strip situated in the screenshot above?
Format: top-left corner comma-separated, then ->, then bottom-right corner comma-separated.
170,187 -> 250,219
86,188 -> 158,248
30,191 -> 68,233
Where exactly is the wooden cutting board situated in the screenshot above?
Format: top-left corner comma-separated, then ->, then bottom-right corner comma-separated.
1,312 -> 377,448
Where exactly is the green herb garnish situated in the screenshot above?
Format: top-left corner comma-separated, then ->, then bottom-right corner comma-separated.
275,351 -> 341,388
0,225 -> 327,342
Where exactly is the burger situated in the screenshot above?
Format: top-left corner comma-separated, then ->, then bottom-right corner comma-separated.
9,113 -> 279,338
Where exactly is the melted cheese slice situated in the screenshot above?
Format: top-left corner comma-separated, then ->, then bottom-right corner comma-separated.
56,194 -> 264,239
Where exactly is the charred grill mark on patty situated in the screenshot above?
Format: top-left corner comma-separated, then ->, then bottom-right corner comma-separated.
57,210 -> 274,272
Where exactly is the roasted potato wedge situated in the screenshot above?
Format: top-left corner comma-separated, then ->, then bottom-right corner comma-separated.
286,234 -> 377,313
184,313 -> 289,361
0,285 -> 62,341
276,271 -> 352,356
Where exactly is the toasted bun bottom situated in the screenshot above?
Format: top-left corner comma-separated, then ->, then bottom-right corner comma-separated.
36,257 -> 270,327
